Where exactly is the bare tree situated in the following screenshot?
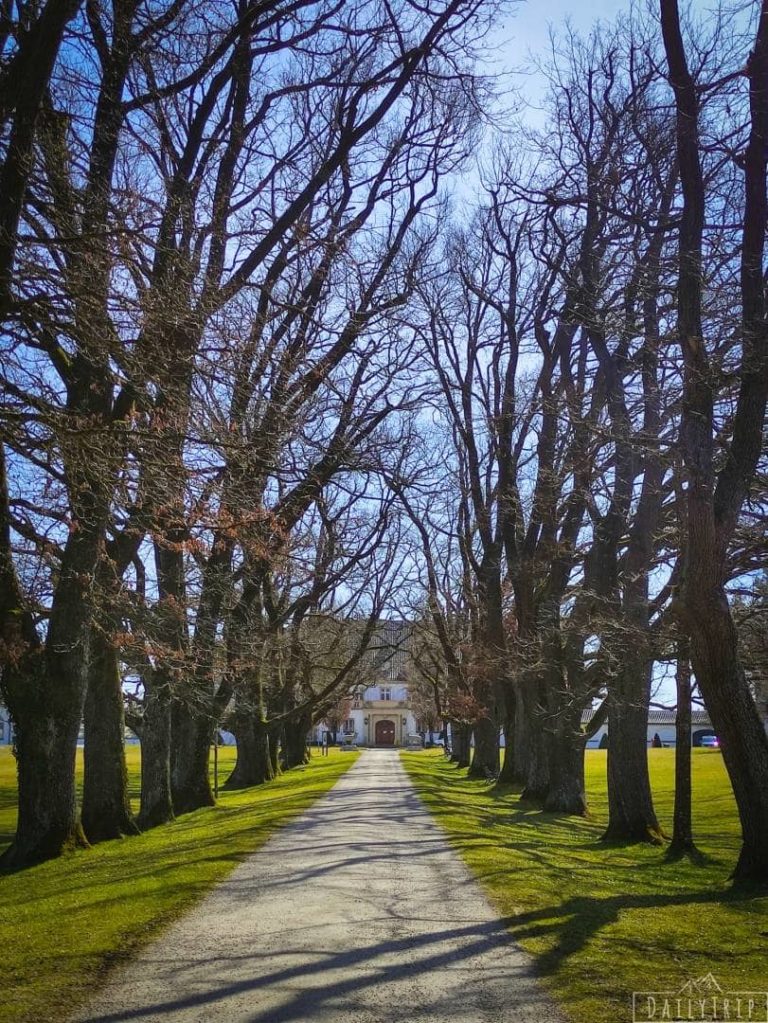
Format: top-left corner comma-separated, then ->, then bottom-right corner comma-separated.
660,0 -> 768,883
0,0 -> 499,865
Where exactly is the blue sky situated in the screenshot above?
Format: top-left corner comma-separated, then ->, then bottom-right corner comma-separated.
500,0 -> 632,55
492,0 -> 635,115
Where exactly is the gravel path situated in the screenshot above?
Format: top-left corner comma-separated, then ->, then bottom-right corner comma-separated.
75,749 -> 567,1023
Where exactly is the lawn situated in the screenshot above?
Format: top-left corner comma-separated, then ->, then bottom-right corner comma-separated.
401,748 -> 768,1023
0,745 -> 358,1023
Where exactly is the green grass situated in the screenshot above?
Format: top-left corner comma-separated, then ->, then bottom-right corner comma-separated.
401,748 -> 768,1023
0,745 -> 358,1023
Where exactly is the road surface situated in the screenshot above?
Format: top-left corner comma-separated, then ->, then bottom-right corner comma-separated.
75,749 -> 567,1023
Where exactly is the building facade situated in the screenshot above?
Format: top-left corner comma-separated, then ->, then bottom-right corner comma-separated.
343,683 -> 420,746
583,707 -> 717,749
311,621 -> 434,747
311,682 -> 423,747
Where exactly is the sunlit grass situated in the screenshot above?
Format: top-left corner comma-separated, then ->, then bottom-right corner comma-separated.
0,745 -> 357,1023
401,748 -> 768,1023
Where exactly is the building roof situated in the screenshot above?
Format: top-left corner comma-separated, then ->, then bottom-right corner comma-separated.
361,621 -> 412,682
648,708 -> 712,726
581,707 -> 712,727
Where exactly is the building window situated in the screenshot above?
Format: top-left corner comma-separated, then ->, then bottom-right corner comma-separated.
380,686 -> 391,701
343,719 -> 355,732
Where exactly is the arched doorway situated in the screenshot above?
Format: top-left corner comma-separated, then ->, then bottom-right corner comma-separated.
375,720 -> 395,746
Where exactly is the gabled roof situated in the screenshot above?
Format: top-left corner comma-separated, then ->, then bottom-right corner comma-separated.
361,621 -> 412,682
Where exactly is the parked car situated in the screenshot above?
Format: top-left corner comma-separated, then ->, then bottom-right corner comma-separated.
699,735 -> 720,749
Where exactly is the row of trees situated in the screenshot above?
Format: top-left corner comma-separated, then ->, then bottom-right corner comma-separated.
0,0 -> 766,885
399,2 -> 768,882
0,0 -> 496,867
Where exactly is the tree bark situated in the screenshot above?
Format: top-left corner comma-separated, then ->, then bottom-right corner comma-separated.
1,444 -> 101,867
223,718 -> 256,789
137,679 -> 174,829
171,701 -> 215,815
0,687 -> 88,869
451,722 -> 471,768
0,0 -> 82,310
517,680 -> 550,802
603,657 -> 662,842
688,610 -> 768,880
175,525 -> 236,812
1,1 -> 138,860
512,685 -> 532,784
82,631 -> 138,842
520,732 -> 550,802
268,723 -> 281,779
467,714 -> 498,779
224,718 -> 275,789
497,704 -> 517,784
141,495 -> 188,827
282,713 -> 311,769
668,642 -> 698,859
544,704 -> 587,815
544,737 -> 587,815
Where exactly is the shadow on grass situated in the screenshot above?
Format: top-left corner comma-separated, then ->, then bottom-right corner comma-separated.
506,886 -> 763,979
400,751 -> 768,994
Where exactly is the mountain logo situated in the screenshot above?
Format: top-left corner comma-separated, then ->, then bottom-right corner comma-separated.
633,975 -> 768,1023
677,975 -> 725,996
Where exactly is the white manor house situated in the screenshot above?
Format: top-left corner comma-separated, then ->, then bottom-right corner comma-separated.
313,622 -> 429,747
343,681 -> 420,747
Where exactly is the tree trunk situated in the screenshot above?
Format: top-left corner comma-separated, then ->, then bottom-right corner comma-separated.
282,714 -> 311,769
223,718 -> 256,789
82,632 -> 138,842
250,721 -> 275,785
603,658 -> 662,843
0,693 -> 88,869
0,441 -> 107,867
512,685 -> 532,784
668,642 -> 698,859
687,600 -> 768,881
146,474 -> 188,823
521,731 -> 550,802
171,701 -> 215,815
497,706 -> 517,784
224,718 -> 274,789
517,683 -> 550,802
268,723 -> 281,779
138,680 -> 174,829
661,0 -> 768,885
544,712 -> 587,815
467,714 -> 498,779
451,723 -> 471,768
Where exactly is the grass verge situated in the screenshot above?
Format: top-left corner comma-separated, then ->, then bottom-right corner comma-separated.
1,745 -> 357,1023
401,748 -> 768,1023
